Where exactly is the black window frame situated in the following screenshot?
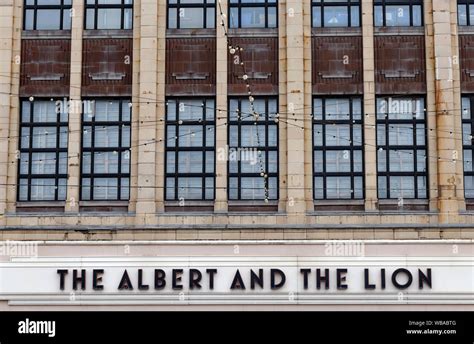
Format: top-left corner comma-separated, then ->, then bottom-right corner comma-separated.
23,0 -> 72,31
462,95 -> 474,198
458,0 -> 474,26
311,0 -> 361,28
376,96 -> 428,200
312,96 -> 365,200
228,0 -> 278,29
18,98 -> 69,202
84,0 -> 134,30
165,97 -> 216,202
228,96 -> 279,201
374,0 -> 424,27
80,98 -> 132,201
167,0 -> 216,29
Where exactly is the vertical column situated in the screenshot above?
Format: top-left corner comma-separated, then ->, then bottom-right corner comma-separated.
1,0 -> 20,214
214,0 -> 228,212
424,0 -> 440,212
277,0 -> 287,212
432,0 -> 464,222
450,0 -> 466,212
128,0 -> 141,213
65,0 -> 84,213
303,0 -> 313,211
285,0 -> 306,216
155,1 -> 166,213
135,0 -> 159,215
361,0 -> 378,211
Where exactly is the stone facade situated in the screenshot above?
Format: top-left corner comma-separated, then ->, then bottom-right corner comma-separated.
0,0 -> 473,241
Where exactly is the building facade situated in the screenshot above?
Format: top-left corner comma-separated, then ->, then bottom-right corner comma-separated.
0,0 -> 472,310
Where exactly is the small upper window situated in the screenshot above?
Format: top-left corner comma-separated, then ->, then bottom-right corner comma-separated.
229,0 -> 277,29
312,0 -> 360,28
85,0 -> 133,30
168,0 -> 216,29
374,0 -> 423,27
458,0 -> 474,26
24,0 -> 72,30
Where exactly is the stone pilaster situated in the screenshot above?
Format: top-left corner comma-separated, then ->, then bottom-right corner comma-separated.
64,0 -> 84,213
431,0 -> 465,222
1,0 -> 21,214
285,0 -> 306,217
135,0 -> 159,215
128,0 -> 141,213
155,1 -> 166,213
214,0 -> 228,212
362,0 -> 377,211
424,0 -> 440,212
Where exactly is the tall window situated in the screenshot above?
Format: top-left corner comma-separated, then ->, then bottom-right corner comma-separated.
462,96 -> 474,198
24,0 -> 72,30
374,0 -> 423,27
165,98 -> 215,201
229,0 -> 277,28
85,0 -> 133,30
81,99 -> 131,201
376,97 -> 427,200
168,0 -> 216,29
313,98 -> 364,200
18,99 -> 68,201
229,97 -> 278,200
458,0 -> 474,26
312,0 -> 360,28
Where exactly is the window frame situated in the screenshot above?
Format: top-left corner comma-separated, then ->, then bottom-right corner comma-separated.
167,0 -> 216,29
228,0 -> 278,29
80,98 -> 132,201
23,0 -> 72,31
311,0 -> 361,28
458,0 -> 474,26
227,96 -> 279,201
165,97 -> 216,201
312,96 -> 365,200
374,0 -> 424,27
462,95 -> 474,198
18,98 -> 69,202
376,96 -> 428,200
84,0 -> 133,30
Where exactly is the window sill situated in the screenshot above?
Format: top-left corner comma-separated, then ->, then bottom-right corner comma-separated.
166,28 -> 216,38
227,28 -> 278,37
312,27 -> 362,36
83,30 -> 133,39
22,30 -> 71,39
79,201 -> 129,213
165,201 -> 214,213
378,199 -> 429,212
458,26 -> 474,35
16,201 -> 65,213
374,26 -> 424,36
228,200 -> 278,212
314,199 -> 364,212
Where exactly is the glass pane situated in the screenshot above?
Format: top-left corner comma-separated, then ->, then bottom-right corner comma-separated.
94,178 -> 118,200
385,6 -> 410,27
458,4 -> 468,26
166,178 -> 175,200
462,97 -> 471,119
97,8 -> 122,29
36,9 -> 61,29
314,177 -> 324,199
241,7 -> 265,28
390,176 -> 415,199
179,8 -> 205,28
324,6 -> 349,27
326,176 -> 352,199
